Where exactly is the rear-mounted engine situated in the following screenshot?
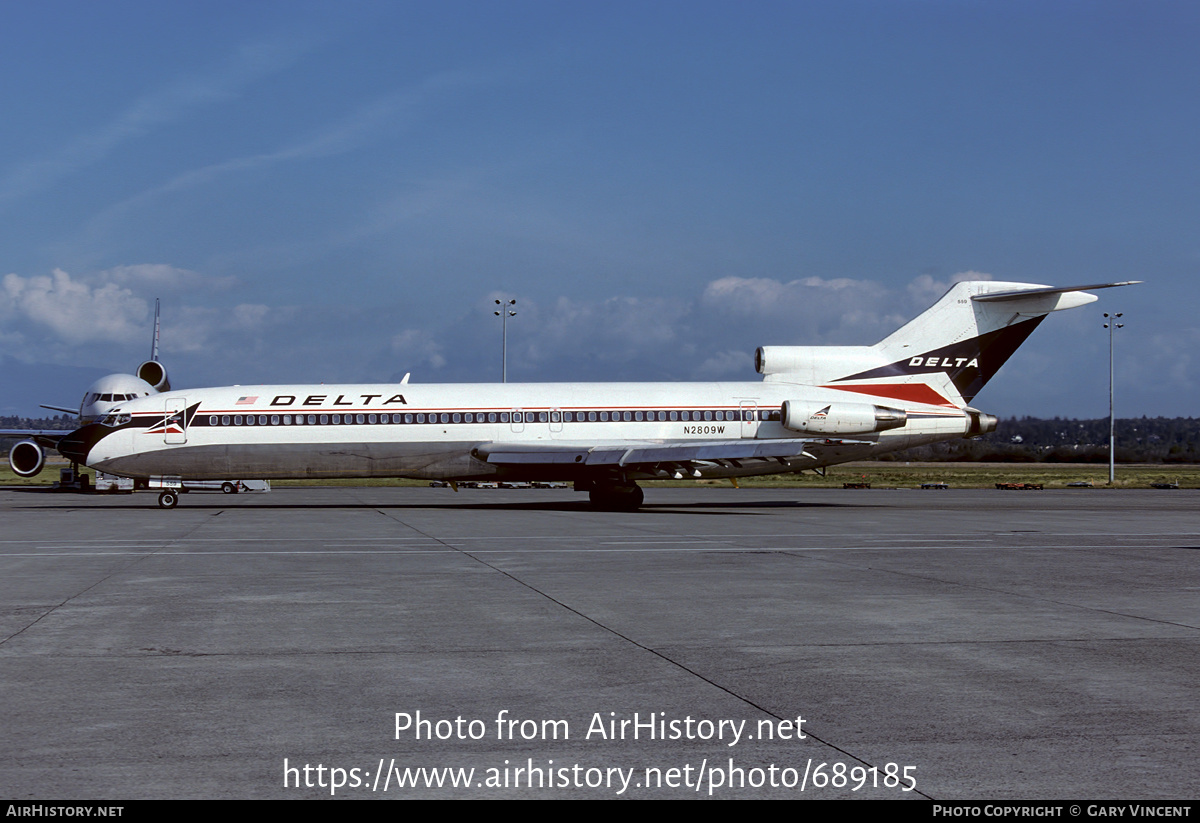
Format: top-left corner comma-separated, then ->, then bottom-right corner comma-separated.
781,400 -> 907,435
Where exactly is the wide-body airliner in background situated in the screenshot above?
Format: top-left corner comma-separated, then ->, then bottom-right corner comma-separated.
58,280 -> 1135,509
3,300 -> 171,480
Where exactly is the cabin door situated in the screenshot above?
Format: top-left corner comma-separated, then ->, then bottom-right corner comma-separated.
739,400 -> 758,438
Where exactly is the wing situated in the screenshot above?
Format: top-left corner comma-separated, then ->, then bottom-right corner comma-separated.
0,429 -> 68,447
474,437 -> 875,475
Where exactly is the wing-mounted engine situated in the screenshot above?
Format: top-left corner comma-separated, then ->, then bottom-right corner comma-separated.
781,400 -> 906,435
136,360 -> 170,393
9,439 -> 46,477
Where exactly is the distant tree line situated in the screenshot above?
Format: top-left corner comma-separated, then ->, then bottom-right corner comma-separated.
0,415 -> 76,453
883,417 -> 1200,463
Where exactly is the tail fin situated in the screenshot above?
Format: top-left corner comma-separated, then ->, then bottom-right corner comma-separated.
759,280 -> 1138,408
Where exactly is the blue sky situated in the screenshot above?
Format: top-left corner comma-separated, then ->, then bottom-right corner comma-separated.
0,1 -> 1193,419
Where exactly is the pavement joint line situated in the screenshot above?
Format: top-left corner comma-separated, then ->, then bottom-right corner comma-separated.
0,514 -> 216,647
360,506 -> 936,798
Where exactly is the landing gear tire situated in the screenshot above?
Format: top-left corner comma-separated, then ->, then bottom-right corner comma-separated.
221,482 -> 237,494
589,483 -> 644,511
158,490 -> 179,509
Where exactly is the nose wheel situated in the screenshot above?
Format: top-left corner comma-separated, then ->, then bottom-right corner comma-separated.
157,490 -> 179,509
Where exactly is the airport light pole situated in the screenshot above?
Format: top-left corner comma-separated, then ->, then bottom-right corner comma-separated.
1103,312 -> 1123,485
494,299 -> 516,383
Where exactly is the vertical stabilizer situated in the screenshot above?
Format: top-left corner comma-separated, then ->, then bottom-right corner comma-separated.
151,298 -> 161,362
760,280 -> 1137,408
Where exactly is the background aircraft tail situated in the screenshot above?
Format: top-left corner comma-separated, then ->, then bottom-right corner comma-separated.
758,280 -> 1138,407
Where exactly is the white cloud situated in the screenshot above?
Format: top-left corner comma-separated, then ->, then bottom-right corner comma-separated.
103,264 -> 237,293
692,349 -> 752,380
1,269 -> 147,345
0,266 -> 270,367
906,271 -> 995,309
699,275 -> 905,346
390,329 -> 446,370
702,275 -> 867,317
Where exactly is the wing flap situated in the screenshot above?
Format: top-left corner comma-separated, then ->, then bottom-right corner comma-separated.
476,438 -> 870,468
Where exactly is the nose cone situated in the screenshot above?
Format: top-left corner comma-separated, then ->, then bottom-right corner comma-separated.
58,424 -> 106,464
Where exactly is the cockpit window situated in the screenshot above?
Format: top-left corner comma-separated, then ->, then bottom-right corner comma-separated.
100,411 -> 131,427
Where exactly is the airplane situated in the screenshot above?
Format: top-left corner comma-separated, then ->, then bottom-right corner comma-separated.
3,300 -> 172,479
57,280 -> 1137,510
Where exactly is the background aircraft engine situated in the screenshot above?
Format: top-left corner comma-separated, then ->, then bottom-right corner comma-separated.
781,400 -> 907,435
9,439 -> 45,477
136,360 -> 170,393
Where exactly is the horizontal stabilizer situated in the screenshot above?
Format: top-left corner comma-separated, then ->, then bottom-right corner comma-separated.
971,281 -> 1141,303
801,279 -> 1141,406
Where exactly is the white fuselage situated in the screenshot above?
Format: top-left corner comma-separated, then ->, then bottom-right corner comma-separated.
80,379 -> 972,482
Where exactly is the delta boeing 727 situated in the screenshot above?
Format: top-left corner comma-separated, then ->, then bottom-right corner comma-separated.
58,280 -> 1136,509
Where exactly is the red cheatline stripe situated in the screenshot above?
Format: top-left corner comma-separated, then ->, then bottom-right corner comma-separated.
822,383 -> 957,407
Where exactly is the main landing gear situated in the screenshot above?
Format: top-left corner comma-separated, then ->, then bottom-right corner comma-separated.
588,482 -> 644,512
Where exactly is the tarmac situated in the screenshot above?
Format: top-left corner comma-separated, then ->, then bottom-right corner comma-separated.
1,484 -> 1197,799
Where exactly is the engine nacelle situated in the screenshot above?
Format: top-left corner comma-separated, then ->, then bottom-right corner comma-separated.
966,409 -> 998,436
136,360 -> 170,393
781,400 -> 907,435
9,439 -> 45,477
